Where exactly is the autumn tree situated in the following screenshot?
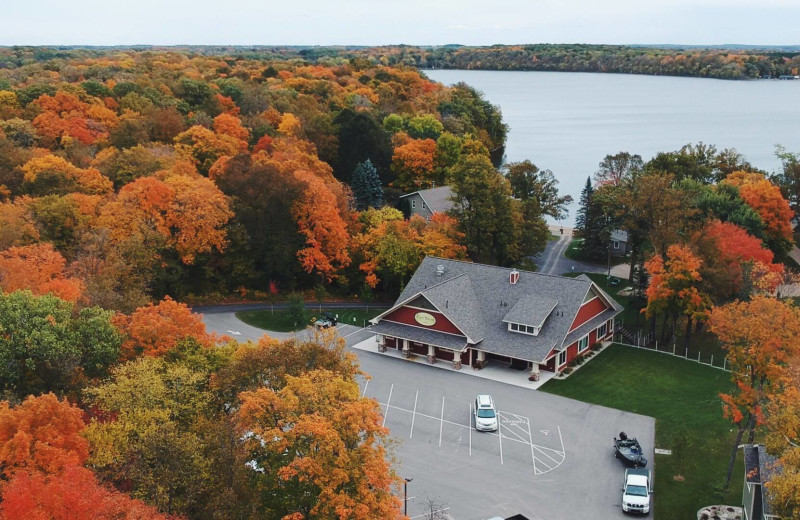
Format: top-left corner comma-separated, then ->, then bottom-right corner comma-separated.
0,291 -> 122,399
391,136 -> 437,191
709,296 -> 800,491
113,296 -> 214,359
0,464 -> 174,520
594,152 -> 644,186
293,170 -> 352,281
84,348 -> 238,518
693,220 -> 783,300
722,170 -> 793,255
235,369 -> 402,519
0,243 -> 84,302
644,244 -> 711,346
22,154 -> 113,196
763,358 -> 800,519
174,125 -> 245,175
0,393 -> 88,477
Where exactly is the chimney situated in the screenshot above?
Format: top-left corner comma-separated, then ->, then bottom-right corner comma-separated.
510,269 -> 520,285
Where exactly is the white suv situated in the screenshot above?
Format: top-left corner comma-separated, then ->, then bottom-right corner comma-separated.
474,394 -> 498,431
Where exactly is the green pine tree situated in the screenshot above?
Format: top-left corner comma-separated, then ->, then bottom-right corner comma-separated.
351,159 -> 384,210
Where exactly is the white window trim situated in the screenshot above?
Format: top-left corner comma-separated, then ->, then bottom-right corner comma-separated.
558,349 -> 567,367
578,334 -> 589,353
422,201 -> 427,209
411,199 -> 416,209
597,322 -> 607,338
613,240 -> 620,250
507,322 -> 538,336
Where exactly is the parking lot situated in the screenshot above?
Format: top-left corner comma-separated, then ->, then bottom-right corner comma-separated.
355,351 -> 655,520
360,377 -> 566,477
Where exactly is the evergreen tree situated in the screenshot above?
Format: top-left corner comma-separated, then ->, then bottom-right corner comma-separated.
351,159 -> 384,210
575,177 -> 593,236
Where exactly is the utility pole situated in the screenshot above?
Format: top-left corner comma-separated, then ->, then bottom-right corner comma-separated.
404,477 -> 413,516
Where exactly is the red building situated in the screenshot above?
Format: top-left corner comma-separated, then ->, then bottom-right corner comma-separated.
370,257 -> 622,378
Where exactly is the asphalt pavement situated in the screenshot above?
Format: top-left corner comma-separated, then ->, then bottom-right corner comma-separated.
201,311 -> 655,520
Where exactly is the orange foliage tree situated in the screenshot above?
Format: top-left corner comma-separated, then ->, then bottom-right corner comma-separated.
0,464 -> 174,520
236,369 -> 402,520
391,137 -> 436,190
644,244 -> 711,347
354,208 -> 466,289
99,175 -> 233,264
212,113 -> 250,142
113,296 -> 214,358
292,170 -> 351,281
709,296 -> 800,490
32,91 -> 118,146
722,170 -> 793,249
0,393 -> 89,479
174,125 -> 246,174
0,243 -> 84,302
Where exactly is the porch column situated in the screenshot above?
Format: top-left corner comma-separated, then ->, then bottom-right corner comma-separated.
402,339 -> 410,358
377,334 -> 386,353
529,363 -> 540,382
453,351 -> 462,370
475,350 -> 486,369
427,344 -> 436,364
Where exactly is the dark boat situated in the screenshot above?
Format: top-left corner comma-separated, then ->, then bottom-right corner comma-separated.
614,432 -> 647,468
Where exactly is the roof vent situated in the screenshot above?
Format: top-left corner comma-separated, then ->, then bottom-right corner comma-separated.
510,269 -> 520,285
435,264 -> 445,277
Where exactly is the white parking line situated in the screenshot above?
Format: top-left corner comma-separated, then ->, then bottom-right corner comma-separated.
410,390 -> 418,439
468,403 -> 472,456
382,384 -> 393,427
525,415 -> 537,475
438,396 -> 445,447
342,327 -> 366,339
498,420 -> 504,465
361,378 -> 369,398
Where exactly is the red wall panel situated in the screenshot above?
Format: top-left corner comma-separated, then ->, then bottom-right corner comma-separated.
569,297 -> 608,332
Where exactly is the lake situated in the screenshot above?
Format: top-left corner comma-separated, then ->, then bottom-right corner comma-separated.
425,69 -> 800,226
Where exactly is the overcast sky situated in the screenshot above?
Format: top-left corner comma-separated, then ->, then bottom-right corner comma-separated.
4,0 -> 799,47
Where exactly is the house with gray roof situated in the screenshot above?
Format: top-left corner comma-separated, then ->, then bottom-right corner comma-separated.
369,257 -> 622,378
610,229 -> 629,258
399,186 -> 455,221
742,444 -> 782,520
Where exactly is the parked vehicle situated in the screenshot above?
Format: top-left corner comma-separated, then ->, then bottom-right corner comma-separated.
621,468 -> 652,514
614,432 -> 648,468
473,394 -> 498,432
314,313 -> 338,328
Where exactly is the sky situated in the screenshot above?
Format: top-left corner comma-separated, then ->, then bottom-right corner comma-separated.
4,0 -> 800,47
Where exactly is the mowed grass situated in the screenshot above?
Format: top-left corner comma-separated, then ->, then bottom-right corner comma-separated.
236,307 -> 385,332
542,344 -> 742,519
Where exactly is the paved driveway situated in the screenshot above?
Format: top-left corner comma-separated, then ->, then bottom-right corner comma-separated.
200,313 -> 655,519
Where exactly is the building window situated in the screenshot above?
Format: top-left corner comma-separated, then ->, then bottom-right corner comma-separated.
578,335 -> 589,353
507,322 -> 539,336
613,240 -> 619,250
558,349 -> 567,366
422,201 -> 427,209
425,216 -> 431,223
411,200 -> 416,209
597,322 -> 607,338
606,319 -> 613,336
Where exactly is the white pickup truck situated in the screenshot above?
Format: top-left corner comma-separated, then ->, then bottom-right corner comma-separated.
621,468 -> 652,514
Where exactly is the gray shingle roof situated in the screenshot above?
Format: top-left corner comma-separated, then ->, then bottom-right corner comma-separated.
503,293 -> 558,328
757,445 -> 780,516
379,257 -> 622,363
371,321 -> 469,351
399,186 -> 455,214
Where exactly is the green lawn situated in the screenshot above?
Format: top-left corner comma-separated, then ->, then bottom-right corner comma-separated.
236,307 -> 385,332
542,344 -> 742,519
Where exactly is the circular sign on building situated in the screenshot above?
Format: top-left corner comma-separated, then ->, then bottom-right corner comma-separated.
414,312 -> 436,326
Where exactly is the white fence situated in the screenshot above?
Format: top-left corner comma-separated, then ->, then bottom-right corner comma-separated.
614,333 -> 730,372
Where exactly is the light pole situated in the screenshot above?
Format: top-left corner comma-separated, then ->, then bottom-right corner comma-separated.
404,477 -> 413,516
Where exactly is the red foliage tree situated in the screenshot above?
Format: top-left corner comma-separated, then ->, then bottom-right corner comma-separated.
0,243 -> 84,302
